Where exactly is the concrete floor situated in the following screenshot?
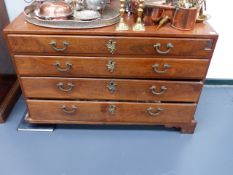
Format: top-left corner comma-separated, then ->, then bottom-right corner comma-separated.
0,86 -> 233,175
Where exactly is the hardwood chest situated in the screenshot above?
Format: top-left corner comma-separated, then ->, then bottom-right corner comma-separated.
4,14 -> 218,133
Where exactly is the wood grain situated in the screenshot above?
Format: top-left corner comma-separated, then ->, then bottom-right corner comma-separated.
8,34 -> 213,58
27,99 -> 196,124
4,11 -> 219,133
14,56 -> 209,79
21,77 -> 203,102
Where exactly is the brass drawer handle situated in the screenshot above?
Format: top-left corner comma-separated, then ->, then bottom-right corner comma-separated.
147,107 -> 163,117
49,41 -> 69,52
106,40 -> 116,54
150,86 -> 167,95
107,80 -> 117,93
106,59 -> 116,73
108,105 -> 117,115
152,63 -> 171,74
153,43 -> 173,55
53,62 -> 72,72
62,105 -> 77,114
57,82 -> 74,92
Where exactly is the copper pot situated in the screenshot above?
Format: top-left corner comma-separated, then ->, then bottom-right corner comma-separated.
171,7 -> 199,30
37,1 -> 73,19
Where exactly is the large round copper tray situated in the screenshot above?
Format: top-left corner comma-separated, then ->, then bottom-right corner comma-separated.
24,1 -> 120,29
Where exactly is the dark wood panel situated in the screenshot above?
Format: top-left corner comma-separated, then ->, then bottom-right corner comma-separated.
0,0 -> 20,122
21,77 -> 202,102
27,100 -> 196,124
14,56 -> 209,79
8,35 -> 213,58
0,1 -> 14,75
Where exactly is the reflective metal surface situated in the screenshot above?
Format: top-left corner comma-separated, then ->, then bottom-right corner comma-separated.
153,43 -> 174,55
24,2 -> 120,29
106,40 -> 117,54
152,63 -> 171,74
108,105 -> 117,115
52,62 -> 73,72
147,107 -> 163,117
106,60 -> 116,73
49,41 -> 70,52
35,1 -> 73,19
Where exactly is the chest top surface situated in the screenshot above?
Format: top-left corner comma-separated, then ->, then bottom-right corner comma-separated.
4,13 -> 217,39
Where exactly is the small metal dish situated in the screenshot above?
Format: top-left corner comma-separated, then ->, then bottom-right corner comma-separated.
196,14 -> 210,23
73,10 -> 101,21
35,1 -> 73,20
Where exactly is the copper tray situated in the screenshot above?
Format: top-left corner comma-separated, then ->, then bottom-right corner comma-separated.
24,1 -> 120,29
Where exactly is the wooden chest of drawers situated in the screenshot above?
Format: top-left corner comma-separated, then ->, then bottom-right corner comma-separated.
4,14 -> 218,133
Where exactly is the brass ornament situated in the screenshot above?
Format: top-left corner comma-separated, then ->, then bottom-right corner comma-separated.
53,61 -> 73,72
49,41 -> 70,52
107,80 -> 117,93
116,0 -> 129,31
57,82 -> 75,92
150,86 -> 167,95
152,63 -> 171,74
108,105 -> 117,115
132,0 -> 145,31
106,40 -> 117,54
106,59 -> 116,73
147,107 -> 163,117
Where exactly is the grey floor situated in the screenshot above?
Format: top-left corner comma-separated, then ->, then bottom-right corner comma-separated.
0,86 -> 233,175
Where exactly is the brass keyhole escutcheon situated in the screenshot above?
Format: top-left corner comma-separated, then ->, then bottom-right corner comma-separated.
107,80 -> 117,93
108,105 -> 117,115
106,40 -> 117,54
106,59 -> 116,73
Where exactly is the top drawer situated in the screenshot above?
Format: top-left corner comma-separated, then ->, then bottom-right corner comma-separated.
7,34 -> 213,58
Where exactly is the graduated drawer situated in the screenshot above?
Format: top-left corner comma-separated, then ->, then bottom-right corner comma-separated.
8,34 -> 213,57
26,100 -> 196,124
21,77 -> 202,102
15,56 -> 209,80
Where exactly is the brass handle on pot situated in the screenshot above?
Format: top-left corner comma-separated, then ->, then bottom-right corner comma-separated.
53,62 -> 73,72
62,105 -> 77,114
152,63 -> 170,74
150,86 -> 167,95
147,107 -> 163,117
57,82 -> 74,92
153,43 -> 173,55
49,41 -> 70,52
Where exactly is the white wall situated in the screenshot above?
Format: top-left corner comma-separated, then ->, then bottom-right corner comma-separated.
4,0 -> 233,79
207,0 -> 233,79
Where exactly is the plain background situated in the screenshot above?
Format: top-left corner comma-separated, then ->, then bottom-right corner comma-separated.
4,0 -> 233,79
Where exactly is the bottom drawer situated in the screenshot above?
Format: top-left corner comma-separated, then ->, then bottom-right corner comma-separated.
27,100 -> 196,124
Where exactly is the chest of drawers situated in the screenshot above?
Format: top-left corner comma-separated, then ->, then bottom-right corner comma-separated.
4,14 -> 218,133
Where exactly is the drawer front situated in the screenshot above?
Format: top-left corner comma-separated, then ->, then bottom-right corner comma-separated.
9,35 -> 213,57
15,56 -> 209,79
21,77 -> 202,102
27,100 -> 196,124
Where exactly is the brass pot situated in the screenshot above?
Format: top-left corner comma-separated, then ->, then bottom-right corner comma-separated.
37,1 -> 73,19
